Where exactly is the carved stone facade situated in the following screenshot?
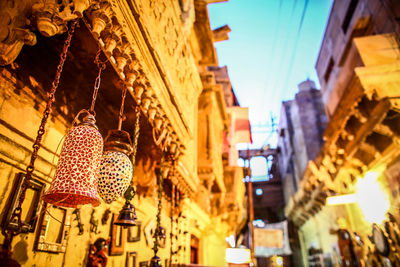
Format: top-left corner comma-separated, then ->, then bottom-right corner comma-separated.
0,0 -> 249,266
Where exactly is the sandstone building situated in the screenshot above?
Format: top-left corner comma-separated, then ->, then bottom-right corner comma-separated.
0,0 -> 250,266
284,0 -> 400,266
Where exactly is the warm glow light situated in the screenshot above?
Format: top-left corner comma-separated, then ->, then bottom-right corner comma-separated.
226,248 -> 251,264
325,170 -> 390,224
275,256 -> 283,266
226,235 -> 236,248
356,171 -> 390,224
256,188 -> 263,196
326,194 -> 357,205
253,219 -> 265,228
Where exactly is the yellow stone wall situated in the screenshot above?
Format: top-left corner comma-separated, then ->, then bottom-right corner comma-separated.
0,67 -> 234,266
0,1 -> 247,266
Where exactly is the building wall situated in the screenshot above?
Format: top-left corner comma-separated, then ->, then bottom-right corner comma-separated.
277,81 -> 327,204
315,0 -> 400,117
290,101 -> 308,181
287,0 -> 400,265
0,1 -> 248,266
277,102 -> 296,204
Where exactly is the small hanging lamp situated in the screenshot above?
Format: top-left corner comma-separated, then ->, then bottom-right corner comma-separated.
115,102 -> 142,226
97,83 -> 134,203
42,112 -> 103,207
114,187 -> 137,227
149,255 -> 162,267
42,48 -> 107,208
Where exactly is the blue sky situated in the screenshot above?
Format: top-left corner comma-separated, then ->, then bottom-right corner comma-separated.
208,0 -> 333,149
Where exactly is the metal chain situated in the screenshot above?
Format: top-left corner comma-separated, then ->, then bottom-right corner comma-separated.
6,20 -> 78,237
117,83 -> 128,130
177,189 -> 182,261
131,106 -> 141,172
153,152 -> 165,256
170,184 -> 175,265
124,105 -> 141,201
89,48 -> 107,115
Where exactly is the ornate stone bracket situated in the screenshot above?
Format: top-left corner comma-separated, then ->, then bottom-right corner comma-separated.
32,0 -> 92,37
0,0 -> 37,65
0,0 -> 94,66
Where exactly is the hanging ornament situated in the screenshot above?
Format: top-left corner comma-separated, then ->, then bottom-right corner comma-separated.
0,20 -> 78,266
149,255 -> 162,267
114,200 -> 137,227
115,102 -> 142,226
170,184 -> 175,265
97,130 -> 133,203
98,83 -> 134,203
42,48 -> 107,208
149,152 -> 167,267
42,111 -> 103,207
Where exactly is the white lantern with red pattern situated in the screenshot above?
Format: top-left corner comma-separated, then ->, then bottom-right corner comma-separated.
42,112 -> 103,207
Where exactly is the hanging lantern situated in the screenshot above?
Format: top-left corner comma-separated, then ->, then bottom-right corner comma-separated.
42,47 -> 106,208
97,130 -> 133,203
148,152 -> 166,265
149,255 -> 162,267
115,104 -> 142,227
114,201 -> 137,227
42,112 -> 103,207
98,81 -> 134,203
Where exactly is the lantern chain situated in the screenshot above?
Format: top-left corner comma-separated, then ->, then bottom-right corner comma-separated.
89,48 -> 107,116
117,83 -> 128,130
153,152 -> 165,256
131,106 -> 141,171
7,19 -> 79,237
124,105 -> 141,201
170,184 -> 175,265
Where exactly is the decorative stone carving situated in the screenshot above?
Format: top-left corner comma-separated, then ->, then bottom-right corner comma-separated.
0,0 -> 96,65
0,0 -> 37,65
212,25 -> 231,42
114,38 -> 131,73
179,0 -> 195,36
87,1 -> 112,38
139,0 -> 202,129
84,0 -> 195,194
32,0 -> 92,37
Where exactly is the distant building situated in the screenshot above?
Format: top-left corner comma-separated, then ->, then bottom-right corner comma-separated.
286,0 -> 400,266
316,0 -> 400,118
277,79 -> 327,205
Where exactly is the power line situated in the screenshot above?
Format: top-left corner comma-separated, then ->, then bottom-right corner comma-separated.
280,0 -> 310,97
270,0 -> 299,97
261,0 -> 283,103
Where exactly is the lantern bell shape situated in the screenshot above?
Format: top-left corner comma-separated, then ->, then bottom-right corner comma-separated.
42,113 -> 103,207
114,201 -> 137,227
98,130 -> 133,204
149,256 -> 161,267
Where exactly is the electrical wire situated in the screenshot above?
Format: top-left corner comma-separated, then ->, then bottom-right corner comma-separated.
269,0 -> 299,98
261,0 -> 283,103
280,0 -> 310,99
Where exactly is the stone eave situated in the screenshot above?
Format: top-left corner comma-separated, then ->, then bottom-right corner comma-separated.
193,0 -> 218,66
287,76 -> 400,226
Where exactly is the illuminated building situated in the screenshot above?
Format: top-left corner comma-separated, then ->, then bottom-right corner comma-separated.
0,0 -> 250,266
